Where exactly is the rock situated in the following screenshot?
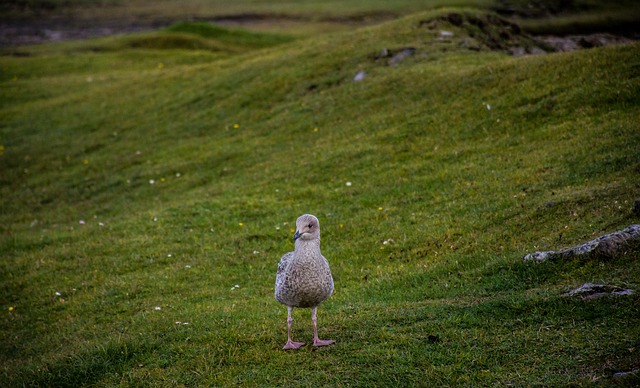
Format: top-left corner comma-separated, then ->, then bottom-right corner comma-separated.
563,282 -> 635,299
353,71 -> 366,82
541,36 -> 580,52
511,46 -> 546,56
528,47 -> 546,55
613,368 -> 639,379
541,33 -> 633,52
388,47 -> 416,66
524,224 -> 640,262
510,47 -> 526,56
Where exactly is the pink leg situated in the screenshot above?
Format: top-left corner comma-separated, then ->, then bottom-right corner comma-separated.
283,306 -> 305,350
312,307 -> 335,347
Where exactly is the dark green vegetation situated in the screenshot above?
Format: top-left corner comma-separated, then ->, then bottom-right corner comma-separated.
1,2 -> 640,386
496,0 -> 640,36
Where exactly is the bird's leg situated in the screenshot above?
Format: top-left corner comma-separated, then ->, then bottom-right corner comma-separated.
283,306 -> 305,350
311,307 -> 335,347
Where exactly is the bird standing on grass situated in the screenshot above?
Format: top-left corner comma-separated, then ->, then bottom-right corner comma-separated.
275,214 -> 335,350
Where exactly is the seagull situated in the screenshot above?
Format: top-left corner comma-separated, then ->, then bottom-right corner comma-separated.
275,214 -> 335,350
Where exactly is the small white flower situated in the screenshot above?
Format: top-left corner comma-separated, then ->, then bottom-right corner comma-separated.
155,306 -> 162,310
183,322 -> 189,325
167,253 -> 172,257
79,220 -> 85,225
153,217 -> 158,222
185,265 -> 191,269
55,291 -> 62,296
175,321 -> 182,324
98,222 -> 105,227
253,250 -> 259,255
346,181 -> 352,187
175,173 -> 181,177
149,179 -> 155,185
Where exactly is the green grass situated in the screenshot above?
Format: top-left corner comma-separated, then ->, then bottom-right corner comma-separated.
1,5 -> 640,386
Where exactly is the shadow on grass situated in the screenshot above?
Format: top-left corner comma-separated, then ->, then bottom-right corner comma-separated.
11,337 -> 158,387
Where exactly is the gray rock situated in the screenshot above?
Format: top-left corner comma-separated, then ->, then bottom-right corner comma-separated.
613,368 -> 639,378
528,47 -> 546,55
388,47 -> 416,66
524,224 -> 640,262
353,71 -> 366,82
510,47 -> 526,57
563,282 -> 635,299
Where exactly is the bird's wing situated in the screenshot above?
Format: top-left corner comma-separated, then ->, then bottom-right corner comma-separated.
321,253 -> 331,268
276,251 -> 294,278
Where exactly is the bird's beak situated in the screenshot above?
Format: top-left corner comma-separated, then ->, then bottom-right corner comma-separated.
293,230 -> 302,241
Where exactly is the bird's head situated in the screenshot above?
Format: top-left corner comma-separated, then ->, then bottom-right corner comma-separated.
293,214 -> 320,241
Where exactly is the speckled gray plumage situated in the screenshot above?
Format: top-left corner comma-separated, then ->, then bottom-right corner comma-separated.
275,214 -> 334,309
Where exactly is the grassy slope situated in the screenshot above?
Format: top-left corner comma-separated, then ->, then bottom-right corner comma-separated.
1,8 -> 640,386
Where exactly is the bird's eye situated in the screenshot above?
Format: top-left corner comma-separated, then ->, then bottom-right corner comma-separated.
308,223 -> 313,228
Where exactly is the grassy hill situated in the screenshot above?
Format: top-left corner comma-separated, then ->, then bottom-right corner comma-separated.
1,5 -> 639,386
